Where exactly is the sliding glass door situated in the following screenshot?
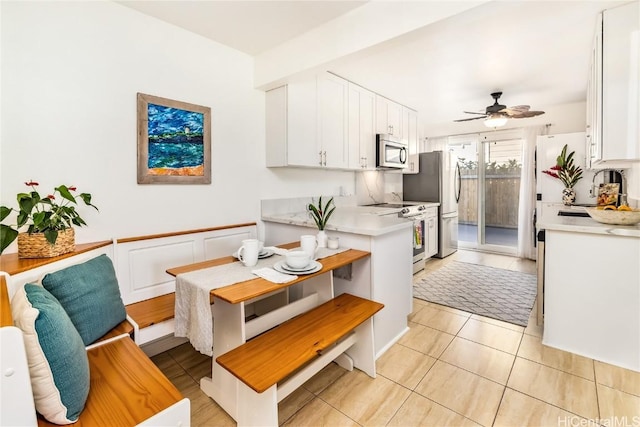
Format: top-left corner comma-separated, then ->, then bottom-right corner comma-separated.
449,136 -> 523,254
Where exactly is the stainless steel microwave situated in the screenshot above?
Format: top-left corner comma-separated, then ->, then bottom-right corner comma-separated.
376,134 -> 408,169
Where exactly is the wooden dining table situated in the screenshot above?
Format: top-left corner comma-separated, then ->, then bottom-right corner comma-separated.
166,242 -> 371,422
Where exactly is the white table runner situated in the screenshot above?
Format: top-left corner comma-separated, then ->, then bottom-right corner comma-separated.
174,246 -> 349,356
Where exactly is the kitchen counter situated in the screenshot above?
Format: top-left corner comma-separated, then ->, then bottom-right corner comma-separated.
262,206 -> 415,237
537,205 -> 640,238
538,203 -> 640,371
261,198 -> 418,358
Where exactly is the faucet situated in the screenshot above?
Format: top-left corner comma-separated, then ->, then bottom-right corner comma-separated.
590,168 -> 627,205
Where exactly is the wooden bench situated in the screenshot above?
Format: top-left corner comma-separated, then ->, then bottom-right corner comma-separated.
216,293 -> 383,426
1,275 -> 190,427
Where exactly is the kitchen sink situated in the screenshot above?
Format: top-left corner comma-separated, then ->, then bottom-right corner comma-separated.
557,210 -> 590,217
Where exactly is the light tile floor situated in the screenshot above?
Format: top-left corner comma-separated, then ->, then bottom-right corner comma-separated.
151,250 -> 640,426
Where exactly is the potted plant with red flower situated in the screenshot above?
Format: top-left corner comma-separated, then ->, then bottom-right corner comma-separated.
541,144 -> 583,205
0,181 -> 98,257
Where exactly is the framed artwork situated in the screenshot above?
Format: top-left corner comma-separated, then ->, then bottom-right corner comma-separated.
137,93 -> 211,184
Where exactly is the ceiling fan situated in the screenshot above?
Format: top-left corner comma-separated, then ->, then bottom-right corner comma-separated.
454,92 -> 545,128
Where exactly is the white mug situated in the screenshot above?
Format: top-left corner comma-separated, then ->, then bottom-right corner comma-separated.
237,239 -> 260,267
300,235 -> 317,259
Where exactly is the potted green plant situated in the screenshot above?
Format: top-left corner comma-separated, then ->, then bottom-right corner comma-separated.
307,196 -> 335,247
541,144 -> 583,205
0,181 -> 98,257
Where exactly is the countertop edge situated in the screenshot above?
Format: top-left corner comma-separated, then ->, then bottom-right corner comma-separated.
261,215 -> 412,237
537,219 -> 640,238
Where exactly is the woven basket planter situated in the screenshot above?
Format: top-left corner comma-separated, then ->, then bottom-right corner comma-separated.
17,228 -> 75,259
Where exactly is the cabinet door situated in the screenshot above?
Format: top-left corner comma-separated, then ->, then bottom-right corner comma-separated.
318,73 -> 348,168
288,79 -> 320,167
403,108 -> 419,174
376,95 -> 402,136
426,216 -> 437,258
601,1 -> 640,162
348,83 -> 376,170
387,101 -> 402,137
585,33 -> 601,170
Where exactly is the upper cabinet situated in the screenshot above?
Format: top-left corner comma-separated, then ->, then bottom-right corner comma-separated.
586,1 -> 640,169
266,73 -> 348,169
266,80 -> 319,168
402,107 -> 419,174
376,96 -> 403,137
348,83 -> 376,170
318,73 -> 349,169
266,72 -> 419,171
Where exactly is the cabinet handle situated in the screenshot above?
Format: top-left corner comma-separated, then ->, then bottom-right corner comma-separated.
323,151 -> 327,166
319,151 -> 323,166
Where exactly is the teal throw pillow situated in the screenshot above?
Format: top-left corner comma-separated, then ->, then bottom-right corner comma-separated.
11,284 -> 90,424
42,254 -> 126,345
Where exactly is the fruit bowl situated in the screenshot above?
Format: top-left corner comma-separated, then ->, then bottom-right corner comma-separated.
585,207 -> 640,225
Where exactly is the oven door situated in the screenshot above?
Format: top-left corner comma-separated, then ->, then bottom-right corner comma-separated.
411,215 -> 426,273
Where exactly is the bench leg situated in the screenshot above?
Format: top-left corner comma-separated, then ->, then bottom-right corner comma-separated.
237,382 -> 278,427
346,317 -> 377,378
202,297 -> 247,421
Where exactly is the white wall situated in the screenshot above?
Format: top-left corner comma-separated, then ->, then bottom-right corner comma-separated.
0,1 -> 355,252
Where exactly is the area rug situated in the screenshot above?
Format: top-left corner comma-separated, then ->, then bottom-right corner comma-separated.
414,261 -> 537,327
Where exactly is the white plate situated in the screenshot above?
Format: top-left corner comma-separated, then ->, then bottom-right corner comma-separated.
281,261 -> 318,272
232,249 -> 274,259
273,260 -> 322,275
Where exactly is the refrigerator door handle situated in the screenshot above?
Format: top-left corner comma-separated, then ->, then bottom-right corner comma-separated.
455,162 -> 461,203
442,212 -> 458,219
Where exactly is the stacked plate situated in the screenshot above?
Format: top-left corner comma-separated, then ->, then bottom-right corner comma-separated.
232,249 -> 275,259
273,260 -> 322,275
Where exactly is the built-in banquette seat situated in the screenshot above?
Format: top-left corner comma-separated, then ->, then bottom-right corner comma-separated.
0,223 -> 257,426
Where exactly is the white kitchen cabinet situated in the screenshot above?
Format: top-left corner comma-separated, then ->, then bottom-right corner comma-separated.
424,207 -> 438,258
318,73 -> 349,168
402,107 -> 419,174
348,82 -> 376,170
376,95 -> 402,137
266,81 -> 319,168
266,73 -> 349,169
586,1 -> 640,168
543,228 -> 640,371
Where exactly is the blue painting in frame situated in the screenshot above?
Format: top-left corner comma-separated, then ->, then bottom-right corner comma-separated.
137,93 -> 211,184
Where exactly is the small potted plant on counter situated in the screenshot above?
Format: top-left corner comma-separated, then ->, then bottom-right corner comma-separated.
0,181 -> 98,257
307,196 -> 335,248
541,144 -> 583,206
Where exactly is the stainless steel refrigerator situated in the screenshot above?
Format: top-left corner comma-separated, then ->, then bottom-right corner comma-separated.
403,151 -> 460,258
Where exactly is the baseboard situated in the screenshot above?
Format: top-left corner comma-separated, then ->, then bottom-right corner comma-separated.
375,326 -> 410,360
140,334 -> 189,357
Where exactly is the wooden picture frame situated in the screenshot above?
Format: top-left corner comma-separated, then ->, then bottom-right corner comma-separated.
137,93 -> 211,184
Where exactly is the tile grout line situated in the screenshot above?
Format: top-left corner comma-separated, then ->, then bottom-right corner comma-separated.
490,327 -> 525,426
593,359 -> 601,421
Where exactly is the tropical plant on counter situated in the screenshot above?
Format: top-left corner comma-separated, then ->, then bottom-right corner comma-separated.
541,144 -> 583,188
307,196 -> 336,231
0,181 -> 98,253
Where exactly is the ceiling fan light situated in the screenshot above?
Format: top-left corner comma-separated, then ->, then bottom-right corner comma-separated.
484,114 -> 508,128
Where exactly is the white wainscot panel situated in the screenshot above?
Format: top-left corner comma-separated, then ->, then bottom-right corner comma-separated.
117,239 -> 196,304
204,231 -> 253,259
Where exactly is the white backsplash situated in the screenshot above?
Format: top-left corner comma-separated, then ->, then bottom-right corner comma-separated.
355,170 -> 403,205
261,195 -> 357,216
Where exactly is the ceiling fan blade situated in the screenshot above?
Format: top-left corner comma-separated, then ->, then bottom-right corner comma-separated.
502,105 -> 531,115
511,110 -> 545,118
462,111 -> 487,115
454,116 -> 486,122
